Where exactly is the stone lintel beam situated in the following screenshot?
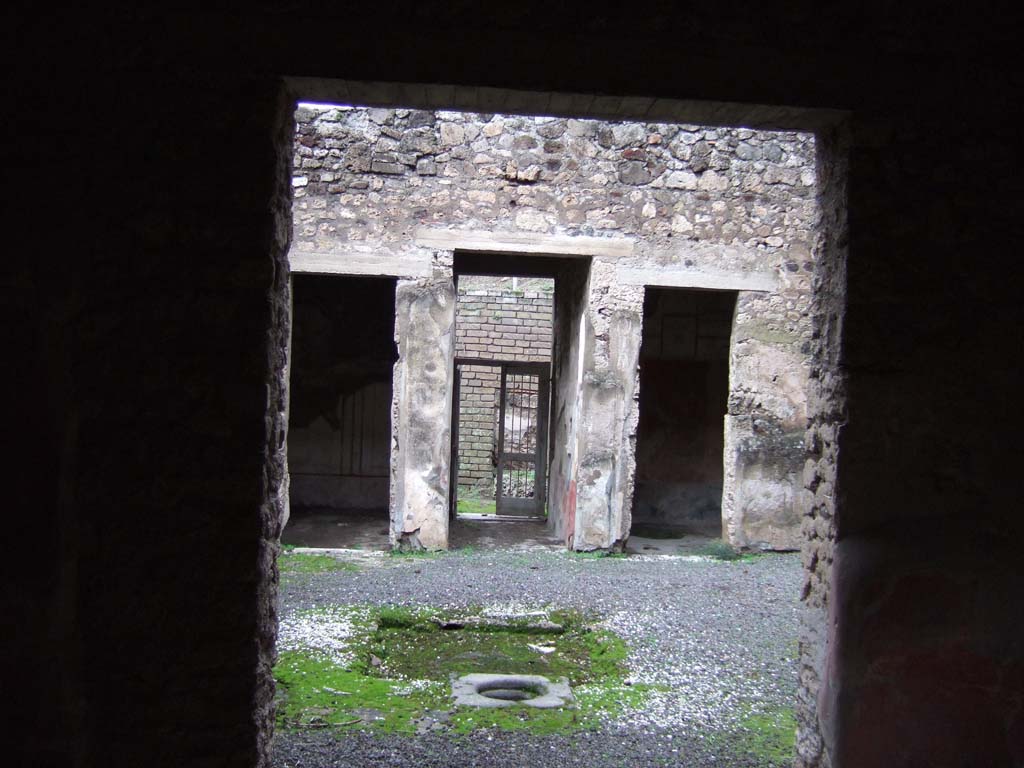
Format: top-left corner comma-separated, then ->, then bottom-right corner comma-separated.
290,247 -> 433,278
617,265 -> 778,292
414,228 -> 633,259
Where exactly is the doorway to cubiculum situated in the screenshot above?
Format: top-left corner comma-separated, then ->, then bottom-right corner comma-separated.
631,286 -> 737,539
283,273 -> 397,550
450,271 -> 554,522
449,252 -> 591,545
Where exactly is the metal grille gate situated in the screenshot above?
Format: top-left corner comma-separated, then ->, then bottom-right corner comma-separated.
495,363 -> 549,516
451,359 -> 549,519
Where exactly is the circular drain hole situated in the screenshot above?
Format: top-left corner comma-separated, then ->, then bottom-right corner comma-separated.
477,680 -> 545,702
479,688 -> 534,701
453,674 -> 573,709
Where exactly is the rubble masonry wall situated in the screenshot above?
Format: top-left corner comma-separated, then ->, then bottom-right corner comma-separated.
293,106 -> 818,550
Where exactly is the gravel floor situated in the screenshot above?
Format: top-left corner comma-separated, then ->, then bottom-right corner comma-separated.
272,547 -> 803,767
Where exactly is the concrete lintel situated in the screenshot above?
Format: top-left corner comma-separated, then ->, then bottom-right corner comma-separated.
290,248 -> 432,278
415,228 -> 633,258
617,266 -> 778,292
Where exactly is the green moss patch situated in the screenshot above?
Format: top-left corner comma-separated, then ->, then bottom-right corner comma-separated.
697,540 -> 741,560
370,608 -> 622,684
388,547 -> 444,558
274,605 -> 642,736
456,497 -> 497,515
275,650 -> 447,732
279,551 -> 360,575
695,542 -> 771,564
734,704 -> 797,764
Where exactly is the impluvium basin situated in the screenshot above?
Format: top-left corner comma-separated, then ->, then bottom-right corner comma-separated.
451,673 -> 574,709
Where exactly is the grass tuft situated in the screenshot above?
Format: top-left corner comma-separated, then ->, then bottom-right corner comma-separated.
569,550 -> 627,560
736,704 -> 797,764
279,552 -> 360,575
456,497 -> 497,515
698,540 -> 741,561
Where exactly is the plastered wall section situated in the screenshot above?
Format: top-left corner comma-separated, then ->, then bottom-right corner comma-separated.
548,260 -> 592,544
389,261 -> 455,550
724,289 -> 814,550
294,106 -> 817,550
572,258 -> 645,548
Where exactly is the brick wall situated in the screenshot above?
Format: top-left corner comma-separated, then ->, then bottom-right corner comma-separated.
455,278 -> 552,493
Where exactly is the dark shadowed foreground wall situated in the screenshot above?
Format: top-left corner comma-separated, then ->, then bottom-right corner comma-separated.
6,5 -> 1022,768
8,73 -> 294,766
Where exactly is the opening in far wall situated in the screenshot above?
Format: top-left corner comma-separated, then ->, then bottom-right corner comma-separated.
284,274 -> 397,548
453,274 -> 555,520
450,252 -> 591,547
632,287 -> 737,538
276,80 -> 843,768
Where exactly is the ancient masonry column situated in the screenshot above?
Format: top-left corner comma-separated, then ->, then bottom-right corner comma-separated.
389,252 -> 456,550
571,258 -> 645,551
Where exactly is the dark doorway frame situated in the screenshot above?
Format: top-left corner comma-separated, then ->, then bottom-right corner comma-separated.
281,77 -> 848,766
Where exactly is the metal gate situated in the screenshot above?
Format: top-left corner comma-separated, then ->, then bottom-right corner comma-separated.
495,363 -> 549,517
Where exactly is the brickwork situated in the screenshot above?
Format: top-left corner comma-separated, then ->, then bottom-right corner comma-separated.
455,278 -> 553,492
455,364 -> 500,490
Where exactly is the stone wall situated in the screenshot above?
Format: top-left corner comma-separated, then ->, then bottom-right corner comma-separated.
794,122 -> 848,768
455,277 -> 553,492
293,105 -> 817,551
292,107 -> 817,256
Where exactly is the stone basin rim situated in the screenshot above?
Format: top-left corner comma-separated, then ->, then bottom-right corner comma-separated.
451,673 -> 575,709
